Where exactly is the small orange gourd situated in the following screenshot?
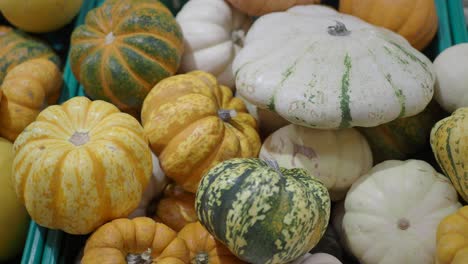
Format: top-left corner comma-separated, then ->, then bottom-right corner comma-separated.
82,217 -> 190,264
436,206 -> 468,264
226,0 -> 320,16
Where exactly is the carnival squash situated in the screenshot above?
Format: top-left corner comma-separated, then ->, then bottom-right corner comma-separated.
70,0 -> 184,116
153,184 -> 197,232
196,158 -> 331,264
430,107 -> 468,202
342,160 -> 461,264
226,0 -> 320,16
339,0 -> 438,51
433,43 -> 468,113
290,253 -> 343,264
0,26 -> 60,83
141,71 -> 261,193
233,5 -> 435,129
81,217 -> 190,264
0,0 -> 83,33
176,0 -> 252,88
12,97 -> 153,234
178,221 -> 246,264
436,206 -> 468,264
0,59 -> 62,142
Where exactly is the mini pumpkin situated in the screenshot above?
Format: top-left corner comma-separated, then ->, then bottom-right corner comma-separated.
81,217 -> 190,264
141,71 -> 261,193
430,107 -> 468,202
0,59 -> 62,142
339,0 -> 438,50
178,221 -> 246,263
226,0 -> 321,16
12,97 -> 153,234
70,0 -> 184,116
436,206 -> 468,264
290,253 -> 343,264
153,184 -> 197,231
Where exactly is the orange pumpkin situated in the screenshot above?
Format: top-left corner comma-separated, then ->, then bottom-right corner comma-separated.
226,0 -> 320,16
0,59 -> 62,142
141,71 -> 261,193
82,217 -> 190,264
154,184 -> 197,231
436,206 -> 468,264
339,0 -> 438,50
178,221 -> 246,264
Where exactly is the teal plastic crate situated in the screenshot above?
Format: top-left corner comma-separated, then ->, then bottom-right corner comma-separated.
19,0 -> 456,263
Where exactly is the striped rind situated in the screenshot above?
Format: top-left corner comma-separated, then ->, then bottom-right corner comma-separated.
195,158 -> 331,264
70,0 -> 184,115
430,107 -> 468,202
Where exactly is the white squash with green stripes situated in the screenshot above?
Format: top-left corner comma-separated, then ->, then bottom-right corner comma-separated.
233,5 -> 435,129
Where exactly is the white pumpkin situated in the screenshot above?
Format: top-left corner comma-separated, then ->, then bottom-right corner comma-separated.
433,43 -> 468,113
290,253 -> 343,264
342,160 -> 461,264
259,124 -> 373,200
233,5 -> 435,129
176,0 -> 251,88
128,152 -> 169,218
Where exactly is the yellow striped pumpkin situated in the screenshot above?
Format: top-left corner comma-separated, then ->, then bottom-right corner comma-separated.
12,97 -> 152,234
141,71 -> 261,193
430,107 -> 468,202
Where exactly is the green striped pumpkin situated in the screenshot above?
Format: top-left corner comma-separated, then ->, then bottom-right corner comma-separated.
0,26 -> 60,84
195,158 -> 331,264
70,0 -> 184,116
358,100 -> 446,164
430,107 -> 468,202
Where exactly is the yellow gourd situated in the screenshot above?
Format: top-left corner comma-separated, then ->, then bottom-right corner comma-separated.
436,206 -> 468,264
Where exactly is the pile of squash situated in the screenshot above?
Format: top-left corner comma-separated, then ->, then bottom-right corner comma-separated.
0,0 -> 467,263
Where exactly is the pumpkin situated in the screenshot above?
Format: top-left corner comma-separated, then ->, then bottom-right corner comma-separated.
358,100 -> 446,164
153,184 -> 197,232
0,26 -> 60,84
196,158 -> 331,264
0,0 -> 83,33
178,221 -> 246,263
0,137 -> 29,261
342,160 -> 461,264
70,0 -> 184,116
309,225 -> 344,262
433,43 -> 468,113
233,5 -> 435,129
226,0 -> 321,16
259,124 -> 373,201
128,152 -> 169,218
141,71 -> 261,193
81,217 -> 190,264
290,253 -> 342,264
176,0 -> 252,88
12,96 -> 153,235
430,107 -> 468,202
0,59 -> 62,142
436,206 -> 468,264
339,0 -> 438,51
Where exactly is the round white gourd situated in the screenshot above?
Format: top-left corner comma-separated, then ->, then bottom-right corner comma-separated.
176,0 -> 251,88
433,43 -> 468,113
259,124 -> 373,200
233,5 -> 435,129
128,152 -> 169,218
342,160 -> 461,264
290,253 -> 343,264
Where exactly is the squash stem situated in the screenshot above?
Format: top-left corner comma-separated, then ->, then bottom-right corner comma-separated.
126,248 -> 152,264
328,21 -> 351,36
218,109 -> 237,122
193,252 -> 209,264
263,159 -> 283,176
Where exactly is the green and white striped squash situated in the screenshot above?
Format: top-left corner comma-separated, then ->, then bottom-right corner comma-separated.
233,5 -> 435,129
195,158 -> 331,264
430,107 -> 468,202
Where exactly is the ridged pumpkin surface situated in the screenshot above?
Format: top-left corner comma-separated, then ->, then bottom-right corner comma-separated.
226,0 -> 321,16
142,71 -> 261,193
0,59 -> 62,142
70,0 -> 184,116
436,206 -> 468,264
196,158 -> 331,264
339,0 -> 438,50
0,26 -> 60,83
430,107 -> 468,202
12,97 -> 152,234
